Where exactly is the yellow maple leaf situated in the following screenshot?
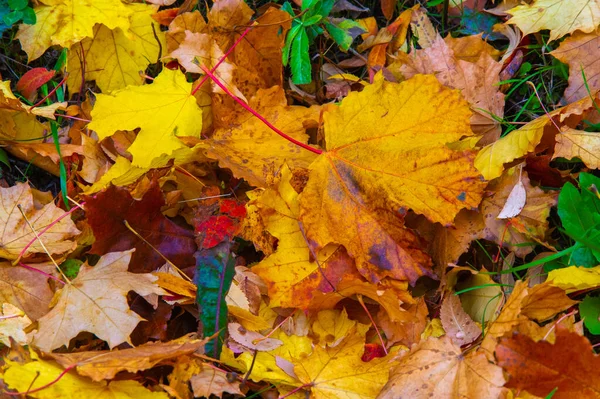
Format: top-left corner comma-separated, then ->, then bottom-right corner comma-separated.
507,0 -> 600,42
33,250 -> 166,352
89,68 -> 204,167
249,165 -> 358,308
199,86 -> 320,188
312,309 -> 358,348
300,74 -> 485,284
293,324 -> 395,399
0,183 -> 81,260
16,0 -> 132,61
3,352 -> 168,398
67,3 -> 165,94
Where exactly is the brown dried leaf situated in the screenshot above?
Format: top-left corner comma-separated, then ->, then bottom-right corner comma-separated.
440,294 -> 481,346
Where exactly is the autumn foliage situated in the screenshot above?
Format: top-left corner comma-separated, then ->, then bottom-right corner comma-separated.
1,0 -> 600,398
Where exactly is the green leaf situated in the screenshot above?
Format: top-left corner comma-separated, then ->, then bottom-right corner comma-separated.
310,0 -> 334,17
3,9 -> 22,25
324,20 -> 353,51
580,296 -> 600,335
558,182 -> 596,239
291,28 -> 311,85
0,147 -> 9,169
281,1 -> 295,17
7,0 -> 26,11
302,0 -> 320,11
195,242 -> 235,358
59,259 -> 82,279
302,14 -> 322,26
282,23 -> 303,67
21,5 -> 34,24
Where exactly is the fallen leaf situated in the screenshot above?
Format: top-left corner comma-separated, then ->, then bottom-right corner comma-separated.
198,86 -> 320,188
455,273 -> 502,324
496,328 -> 600,398
248,165 -> 357,308
378,297 -> 429,347
0,303 -> 31,346
521,282 -> 578,322
507,0 -> 600,41
293,325 -> 396,399
49,335 -> 205,381
3,353 -> 168,398
548,265 -> 600,292
89,68 -> 204,167
16,67 -> 55,101
228,322 -> 283,351
440,294 -> 481,346
84,182 -> 197,273
0,263 -> 55,320
190,368 -> 244,398
67,3 -> 165,94
16,0 -> 132,61
0,183 -> 80,260
33,250 -> 166,352
553,127 -> 600,169
378,336 -> 506,398
301,74 -> 484,284
497,180 -> 526,219
312,309 -> 358,348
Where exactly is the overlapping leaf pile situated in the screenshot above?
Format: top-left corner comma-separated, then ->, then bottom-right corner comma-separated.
1,0 -> 600,398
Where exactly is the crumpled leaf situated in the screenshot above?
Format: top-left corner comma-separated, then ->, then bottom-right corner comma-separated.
507,0 -> 600,41
33,250 -> 166,352
0,183 -> 80,260
198,86 -> 320,188
89,68 -> 204,167
520,282 -> 578,322
84,182 -> 197,273
49,335 -> 205,381
249,165 -> 357,308
16,0 -> 132,61
378,336 -> 506,399
496,328 -> 600,398
440,294 -> 481,346
3,353 -> 168,398
301,74 -> 485,284
293,325 -> 396,399
67,3 -> 165,94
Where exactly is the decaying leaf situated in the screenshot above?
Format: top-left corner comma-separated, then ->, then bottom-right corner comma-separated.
33,250 -> 166,352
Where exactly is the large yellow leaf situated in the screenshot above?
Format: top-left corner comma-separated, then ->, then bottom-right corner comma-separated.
16,0 -> 132,61
548,265 -> 600,292
89,68 -> 203,167
33,250 -> 166,352
300,74 -> 484,284
67,3 -> 165,94
3,353 -> 168,398
249,165 -> 358,309
199,86 -> 320,188
378,337 -> 506,398
293,325 -> 396,399
507,0 -> 600,41
0,183 -> 80,260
